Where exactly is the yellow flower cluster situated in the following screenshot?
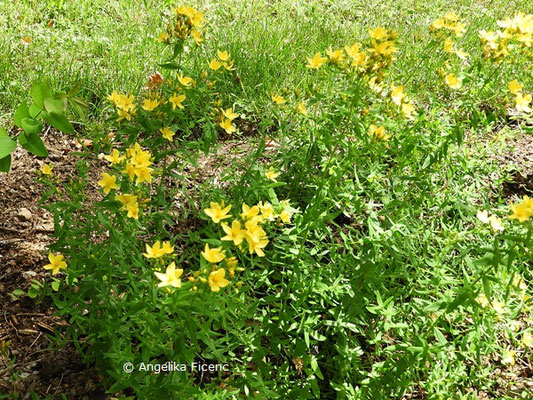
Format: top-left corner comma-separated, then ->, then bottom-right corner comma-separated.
388,83 -> 416,120
479,12 -> 533,61
158,5 -> 205,45
99,144 -> 154,219
209,49 -> 235,71
509,195 -> 533,223
508,79 -> 531,113
369,124 -> 390,142
217,107 -> 239,134
107,91 -> 136,122
430,12 -> 469,60
204,199 -> 293,258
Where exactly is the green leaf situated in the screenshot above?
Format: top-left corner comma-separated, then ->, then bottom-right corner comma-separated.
0,154 -> 11,172
21,118 -> 43,136
43,112 -> 74,134
29,103 -> 42,119
21,132 -> 48,157
31,80 -> 53,108
43,97 -> 65,114
14,103 -> 30,128
0,136 -> 16,159
0,127 -> 7,137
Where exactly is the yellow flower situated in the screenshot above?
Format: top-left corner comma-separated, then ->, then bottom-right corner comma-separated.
191,29 -> 203,45
501,350 -> 516,366
444,38 -> 454,53
247,237 -> 269,257
126,202 -> 139,220
369,27 -> 388,41
488,215 -> 504,232
369,124 -> 390,141
258,201 -> 275,222
134,165 -> 153,184
390,84 -> 405,105
160,127 -> 175,141
219,118 -> 237,134
217,50 -> 230,62
178,74 -> 194,87
279,209 -> 292,223
209,59 -> 224,70
107,90 -> 121,104
43,253 -> 67,275
296,102 -> 308,116
143,241 -> 167,259
201,244 -> 225,263
142,98 -> 159,111
345,43 -> 361,58
204,201 -> 232,223
515,92 -> 532,113
265,168 -> 280,182
445,73 -> 462,89
221,220 -> 246,246
41,163 -> 53,175
401,102 -> 416,119
431,18 -> 445,29
306,52 -> 328,69
116,193 -> 137,207
169,93 -> 186,110
161,241 -> 174,255
208,268 -> 230,292
476,293 -> 490,308
222,108 -> 239,120
508,79 -> 523,95
326,48 -> 344,64
455,48 -> 469,60
104,149 -> 125,165
98,173 -> 118,195
509,196 -> 533,222
154,262 -> 183,288
241,203 -> 260,221
122,163 -> 136,181
271,94 -> 286,105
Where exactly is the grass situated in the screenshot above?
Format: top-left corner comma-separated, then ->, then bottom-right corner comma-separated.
1,0 -> 532,399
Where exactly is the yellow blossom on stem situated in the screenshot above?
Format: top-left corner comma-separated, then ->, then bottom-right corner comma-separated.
369,124 -> 390,141
247,237 -> 269,257
219,118 -> 237,134
390,84 -> 405,105
241,203 -> 260,221
178,74 -> 194,88
271,94 -> 286,105
154,262 -> 183,288
508,79 -> 523,94
160,127 -> 175,141
509,196 -> 533,222
445,73 -> 462,89
142,98 -> 159,111
43,253 -> 67,275
369,27 -> 388,41
201,244 -> 225,263
204,201 -> 232,223
98,173 -> 118,195
306,52 -> 328,69
501,350 -> 516,366
222,108 -> 239,120
104,149 -> 125,165
296,102 -> 308,116
209,59 -> 224,70
143,241 -> 167,259
515,92 -> 532,113
126,202 -> 139,220
208,268 -> 230,292
169,93 -> 186,110
41,163 -> 53,175
221,220 -> 246,246
217,50 -> 230,61
265,169 -> 280,182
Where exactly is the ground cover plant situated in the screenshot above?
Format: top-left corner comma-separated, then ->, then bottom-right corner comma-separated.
0,0 -> 532,399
